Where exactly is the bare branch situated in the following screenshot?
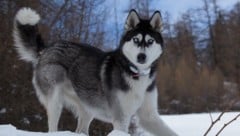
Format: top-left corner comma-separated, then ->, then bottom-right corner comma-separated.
204,112 -> 225,136
209,112 -> 214,122
216,113 -> 240,136
49,0 -> 69,28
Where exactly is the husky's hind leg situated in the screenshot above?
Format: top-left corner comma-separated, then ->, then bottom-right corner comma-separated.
32,75 -> 63,132
33,65 -> 67,132
46,89 -> 63,132
63,87 -> 93,134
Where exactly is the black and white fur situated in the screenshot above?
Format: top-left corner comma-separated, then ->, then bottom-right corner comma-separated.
13,7 -> 177,136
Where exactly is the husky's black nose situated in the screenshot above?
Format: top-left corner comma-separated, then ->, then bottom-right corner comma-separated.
137,53 -> 146,64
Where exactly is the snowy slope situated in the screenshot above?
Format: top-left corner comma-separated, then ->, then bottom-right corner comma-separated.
0,125 -> 130,136
0,124 -> 86,136
0,112 -> 239,136
162,112 -> 240,136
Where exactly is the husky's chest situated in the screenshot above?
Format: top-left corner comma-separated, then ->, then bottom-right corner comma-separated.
117,75 -> 153,115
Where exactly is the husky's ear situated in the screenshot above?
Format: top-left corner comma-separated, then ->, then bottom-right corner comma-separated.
125,9 -> 140,31
150,11 -> 163,32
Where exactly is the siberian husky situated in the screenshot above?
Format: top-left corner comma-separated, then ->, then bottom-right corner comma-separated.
13,7 -> 177,136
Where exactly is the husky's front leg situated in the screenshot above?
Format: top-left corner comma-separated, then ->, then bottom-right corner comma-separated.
76,113 -> 93,135
137,88 -> 178,136
112,116 -> 131,132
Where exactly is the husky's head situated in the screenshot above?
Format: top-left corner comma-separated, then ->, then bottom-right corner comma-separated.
120,10 -> 163,72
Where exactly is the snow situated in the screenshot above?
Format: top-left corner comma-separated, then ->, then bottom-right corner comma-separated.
0,125 -> 86,136
162,112 -> 240,136
108,130 -> 130,136
21,117 -> 30,125
0,125 -> 129,136
223,81 -> 238,92
0,112 -> 239,136
0,108 -> 6,114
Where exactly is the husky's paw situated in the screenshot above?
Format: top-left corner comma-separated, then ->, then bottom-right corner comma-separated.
107,130 -> 130,136
15,7 -> 40,25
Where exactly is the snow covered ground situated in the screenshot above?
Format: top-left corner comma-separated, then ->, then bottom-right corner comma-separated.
162,112 -> 240,136
0,112 -> 239,136
0,124 -> 85,136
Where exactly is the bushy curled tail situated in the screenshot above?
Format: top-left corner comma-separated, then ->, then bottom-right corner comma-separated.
13,7 -> 45,64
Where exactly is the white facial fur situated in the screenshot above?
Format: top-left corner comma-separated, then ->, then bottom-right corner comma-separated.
122,34 -> 162,70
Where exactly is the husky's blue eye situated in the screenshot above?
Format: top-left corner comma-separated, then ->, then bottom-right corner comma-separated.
133,37 -> 140,44
147,39 -> 154,45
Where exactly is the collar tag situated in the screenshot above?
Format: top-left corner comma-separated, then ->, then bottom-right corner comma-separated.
130,66 -> 138,74
130,66 -> 151,77
139,68 -> 151,76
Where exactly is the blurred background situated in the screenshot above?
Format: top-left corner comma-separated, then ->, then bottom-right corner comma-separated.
0,0 -> 239,135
